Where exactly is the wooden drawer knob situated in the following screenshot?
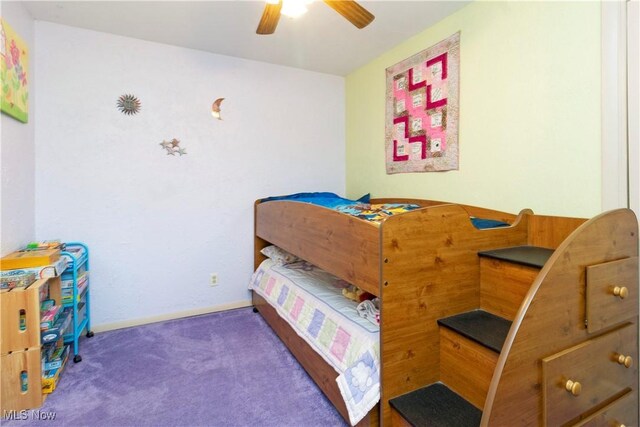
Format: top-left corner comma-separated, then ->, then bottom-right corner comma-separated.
565,379 -> 581,396
616,354 -> 633,368
613,286 -> 629,299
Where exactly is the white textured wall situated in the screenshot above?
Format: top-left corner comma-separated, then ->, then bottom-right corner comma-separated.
1,2 -> 35,255
34,22 -> 345,327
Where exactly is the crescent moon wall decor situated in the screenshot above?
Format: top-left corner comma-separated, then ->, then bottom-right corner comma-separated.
211,98 -> 224,120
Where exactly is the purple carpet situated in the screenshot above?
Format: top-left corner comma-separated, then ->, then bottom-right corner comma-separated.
3,308 -> 347,426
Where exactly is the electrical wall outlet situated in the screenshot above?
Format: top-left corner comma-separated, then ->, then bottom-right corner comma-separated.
210,273 -> 218,286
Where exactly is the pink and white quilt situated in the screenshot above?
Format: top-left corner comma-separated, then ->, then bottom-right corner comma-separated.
385,32 -> 460,174
249,259 -> 380,426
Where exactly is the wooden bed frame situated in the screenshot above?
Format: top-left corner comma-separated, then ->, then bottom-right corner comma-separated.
253,197 -> 638,426
253,198 -> 534,425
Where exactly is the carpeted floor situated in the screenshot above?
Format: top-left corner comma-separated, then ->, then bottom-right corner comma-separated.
3,308 -> 347,427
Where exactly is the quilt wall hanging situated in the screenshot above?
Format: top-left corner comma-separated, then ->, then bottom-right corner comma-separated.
385,32 -> 460,174
1,18 -> 29,123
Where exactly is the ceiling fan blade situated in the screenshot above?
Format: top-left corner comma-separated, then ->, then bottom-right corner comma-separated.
323,0 -> 374,29
257,1 -> 283,35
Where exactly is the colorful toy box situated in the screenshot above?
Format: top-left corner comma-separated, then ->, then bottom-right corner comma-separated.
0,257 -> 67,281
0,248 -> 60,270
41,340 -> 69,394
40,305 -> 62,330
42,345 -> 70,371
40,308 -> 72,344
61,271 -> 88,304
61,268 -> 88,289
41,349 -> 68,394
61,246 -> 85,264
62,280 -> 88,304
0,271 -> 36,290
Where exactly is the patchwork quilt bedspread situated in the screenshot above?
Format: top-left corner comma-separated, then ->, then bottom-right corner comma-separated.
334,203 -> 419,223
261,191 -> 419,223
249,259 -> 380,426
260,192 -> 511,228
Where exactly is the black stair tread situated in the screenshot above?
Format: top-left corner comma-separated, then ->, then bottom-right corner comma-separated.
390,382 -> 481,427
478,245 -> 554,268
437,310 -> 511,353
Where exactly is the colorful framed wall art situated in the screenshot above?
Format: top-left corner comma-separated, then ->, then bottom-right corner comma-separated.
1,19 -> 29,123
385,32 -> 460,174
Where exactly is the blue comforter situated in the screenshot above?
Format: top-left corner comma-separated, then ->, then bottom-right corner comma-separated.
261,192 -> 370,209
261,192 -> 509,229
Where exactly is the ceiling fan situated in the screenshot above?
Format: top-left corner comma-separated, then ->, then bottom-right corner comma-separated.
257,0 -> 375,35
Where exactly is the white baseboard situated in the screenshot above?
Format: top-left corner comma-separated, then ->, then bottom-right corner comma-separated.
92,300 -> 253,333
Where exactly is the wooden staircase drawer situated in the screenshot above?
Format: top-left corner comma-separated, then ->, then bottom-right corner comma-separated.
586,257 -> 638,333
572,391 -> 638,427
542,324 -> 638,427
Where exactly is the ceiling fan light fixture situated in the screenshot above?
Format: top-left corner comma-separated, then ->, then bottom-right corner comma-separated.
280,0 -> 309,19
257,0 -> 373,35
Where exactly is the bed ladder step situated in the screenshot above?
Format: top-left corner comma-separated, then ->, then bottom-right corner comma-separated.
437,310 -> 511,408
390,382 -> 481,427
437,309 -> 511,353
478,245 -> 553,320
477,245 -> 553,268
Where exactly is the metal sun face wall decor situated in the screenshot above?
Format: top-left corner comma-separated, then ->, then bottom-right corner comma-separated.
117,94 -> 141,115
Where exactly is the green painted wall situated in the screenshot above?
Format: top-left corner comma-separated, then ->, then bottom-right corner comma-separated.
346,1 -> 601,217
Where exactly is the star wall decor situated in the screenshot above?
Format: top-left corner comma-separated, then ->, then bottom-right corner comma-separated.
160,138 -> 187,156
117,94 -> 141,115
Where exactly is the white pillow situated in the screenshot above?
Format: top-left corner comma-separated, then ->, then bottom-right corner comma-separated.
260,245 -> 301,265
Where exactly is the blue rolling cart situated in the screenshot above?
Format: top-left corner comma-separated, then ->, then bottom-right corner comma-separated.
61,242 -> 93,363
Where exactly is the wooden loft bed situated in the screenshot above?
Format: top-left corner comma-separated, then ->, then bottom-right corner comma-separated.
254,198 -> 529,424
255,198 -> 523,296
253,197 -> 639,426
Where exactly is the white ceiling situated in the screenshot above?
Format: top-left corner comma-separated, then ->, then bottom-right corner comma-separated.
22,1 -> 469,76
